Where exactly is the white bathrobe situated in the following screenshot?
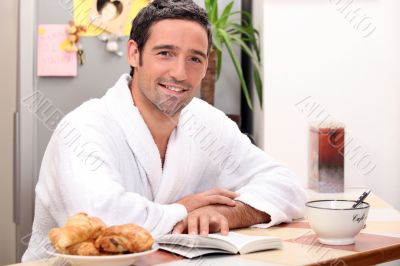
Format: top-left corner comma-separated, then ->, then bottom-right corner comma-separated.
23,74 -> 306,261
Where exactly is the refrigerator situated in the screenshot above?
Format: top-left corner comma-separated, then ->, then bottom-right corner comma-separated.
15,0 -> 241,261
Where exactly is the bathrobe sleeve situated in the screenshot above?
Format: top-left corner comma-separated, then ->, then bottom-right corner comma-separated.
209,111 -> 307,228
35,114 -> 187,237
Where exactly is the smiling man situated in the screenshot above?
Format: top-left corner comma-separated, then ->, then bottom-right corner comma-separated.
23,0 -> 306,261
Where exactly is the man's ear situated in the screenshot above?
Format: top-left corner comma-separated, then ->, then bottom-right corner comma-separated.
202,57 -> 209,79
127,39 -> 140,68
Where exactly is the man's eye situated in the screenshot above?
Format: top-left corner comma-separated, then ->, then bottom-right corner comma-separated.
191,57 -> 202,63
158,51 -> 172,57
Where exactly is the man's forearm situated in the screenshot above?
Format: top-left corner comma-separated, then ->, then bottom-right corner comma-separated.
213,201 -> 271,229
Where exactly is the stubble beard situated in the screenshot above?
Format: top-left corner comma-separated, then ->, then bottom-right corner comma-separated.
156,93 -> 186,117
140,84 -> 189,117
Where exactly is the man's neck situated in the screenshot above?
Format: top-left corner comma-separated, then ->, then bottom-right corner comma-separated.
141,109 -> 177,142
141,111 -> 177,166
130,85 -> 178,134
130,82 -> 179,164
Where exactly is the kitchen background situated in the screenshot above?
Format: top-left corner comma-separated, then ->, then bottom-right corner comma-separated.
1,0 -> 400,265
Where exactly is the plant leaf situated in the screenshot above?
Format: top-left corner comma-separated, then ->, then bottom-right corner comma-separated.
253,66 -> 263,107
204,0 -> 263,109
227,25 -> 258,44
205,0 -> 218,23
219,29 -> 253,110
217,1 -> 234,28
216,48 -> 222,79
228,23 -> 261,61
204,0 -> 212,15
211,0 -> 218,23
211,26 -> 223,51
227,23 -> 259,40
230,35 -> 261,72
230,35 -> 263,108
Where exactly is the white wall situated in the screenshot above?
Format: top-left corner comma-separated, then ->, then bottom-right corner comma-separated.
252,0 -> 265,148
0,0 -> 18,264
262,0 -> 400,210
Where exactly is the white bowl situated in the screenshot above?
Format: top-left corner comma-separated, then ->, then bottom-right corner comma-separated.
305,200 -> 369,245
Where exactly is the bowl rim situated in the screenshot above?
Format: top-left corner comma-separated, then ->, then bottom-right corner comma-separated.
305,199 -> 370,210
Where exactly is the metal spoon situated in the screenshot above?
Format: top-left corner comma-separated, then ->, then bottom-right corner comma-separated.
352,189 -> 371,208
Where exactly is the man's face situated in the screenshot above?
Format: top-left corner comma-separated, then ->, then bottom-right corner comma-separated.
129,19 -> 209,117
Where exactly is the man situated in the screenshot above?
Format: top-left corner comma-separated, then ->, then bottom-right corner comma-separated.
23,0 -> 306,261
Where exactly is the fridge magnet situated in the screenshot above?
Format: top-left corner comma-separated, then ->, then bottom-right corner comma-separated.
61,21 -> 87,65
73,0 -> 149,36
98,34 -> 123,56
37,24 -> 78,77
62,21 -> 86,52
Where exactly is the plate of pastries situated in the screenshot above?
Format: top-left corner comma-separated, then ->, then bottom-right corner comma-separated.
47,212 -> 157,266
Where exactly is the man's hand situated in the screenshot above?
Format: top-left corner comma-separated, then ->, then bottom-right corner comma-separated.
172,201 -> 271,235
172,205 -> 229,235
175,188 -> 239,213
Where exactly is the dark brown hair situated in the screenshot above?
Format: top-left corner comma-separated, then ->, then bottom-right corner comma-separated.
129,0 -> 212,76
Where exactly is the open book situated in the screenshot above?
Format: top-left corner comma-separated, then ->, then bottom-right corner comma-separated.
156,232 -> 282,258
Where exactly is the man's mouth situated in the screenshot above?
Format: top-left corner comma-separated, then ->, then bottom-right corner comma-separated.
159,82 -> 189,94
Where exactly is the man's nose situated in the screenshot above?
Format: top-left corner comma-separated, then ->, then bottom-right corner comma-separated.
169,58 -> 188,81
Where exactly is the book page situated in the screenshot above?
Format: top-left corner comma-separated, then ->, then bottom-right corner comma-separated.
157,232 -> 281,255
159,244 -> 231,259
157,234 -> 234,251
208,232 -> 280,250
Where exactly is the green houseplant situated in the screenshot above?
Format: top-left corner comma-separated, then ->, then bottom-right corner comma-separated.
201,0 -> 262,110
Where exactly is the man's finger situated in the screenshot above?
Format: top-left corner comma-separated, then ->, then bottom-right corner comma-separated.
208,215 -> 221,233
203,188 -> 239,198
172,220 -> 186,234
199,215 -> 210,236
187,215 -> 199,235
205,195 -> 236,206
220,217 -> 229,235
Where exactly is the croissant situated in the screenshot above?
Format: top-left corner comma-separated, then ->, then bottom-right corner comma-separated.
95,224 -> 153,253
49,212 -> 106,253
65,240 -> 100,256
88,216 -> 107,239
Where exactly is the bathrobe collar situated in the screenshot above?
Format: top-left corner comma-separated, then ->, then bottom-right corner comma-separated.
104,74 -> 192,203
